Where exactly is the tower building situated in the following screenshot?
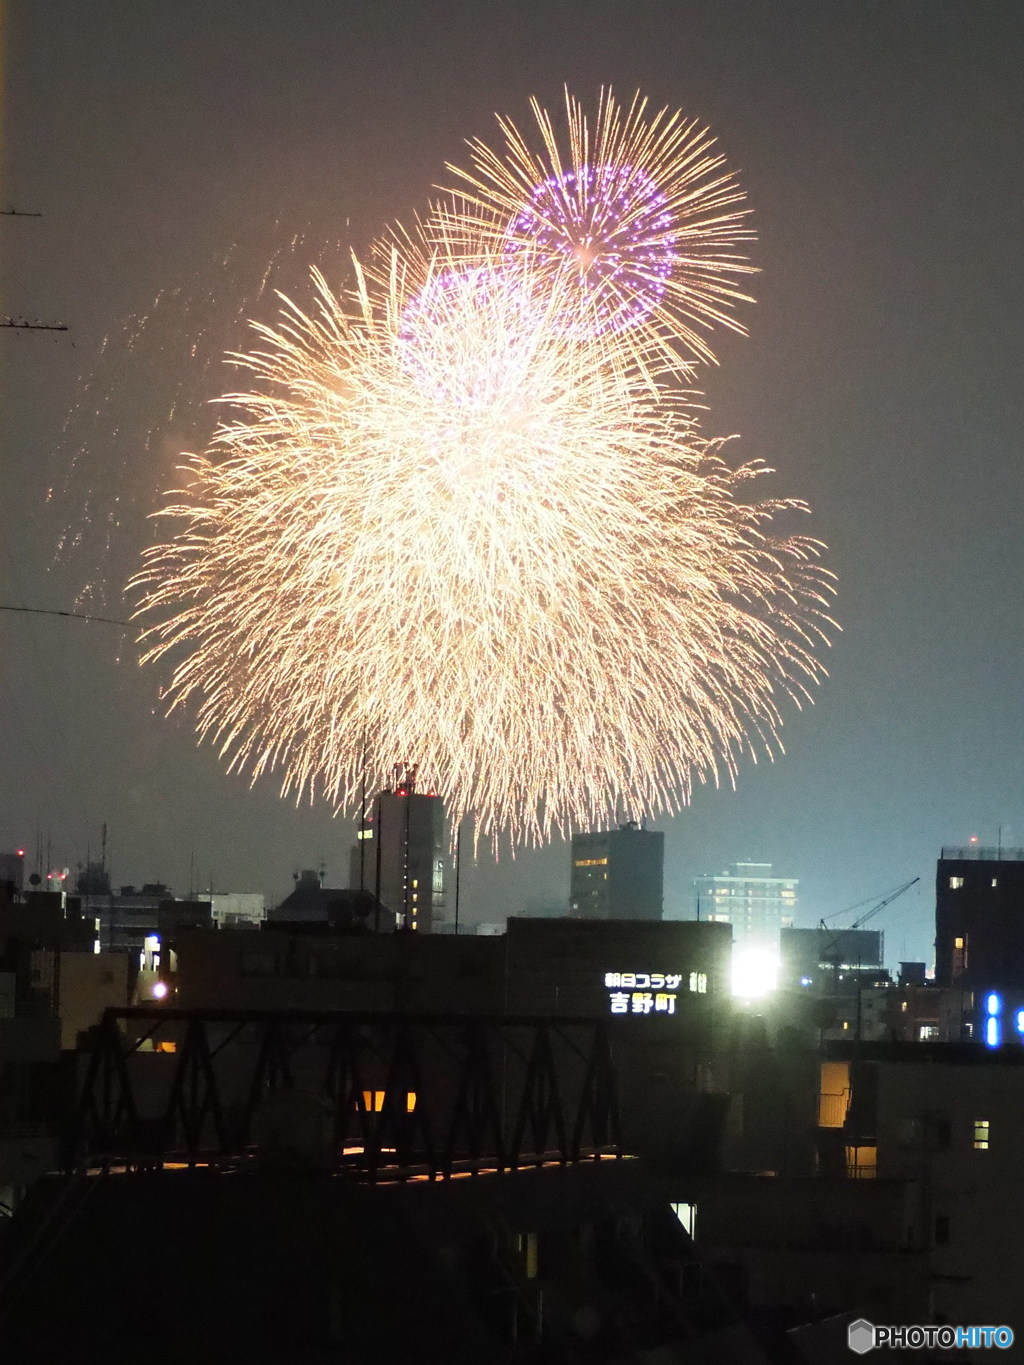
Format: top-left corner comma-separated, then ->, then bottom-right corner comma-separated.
351,767 -> 448,932
570,822 -> 664,921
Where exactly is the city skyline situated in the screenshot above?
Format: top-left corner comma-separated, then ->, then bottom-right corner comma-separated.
4,2 -> 1023,969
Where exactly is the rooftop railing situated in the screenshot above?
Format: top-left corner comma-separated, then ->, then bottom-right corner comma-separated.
941,846 -> 1024,862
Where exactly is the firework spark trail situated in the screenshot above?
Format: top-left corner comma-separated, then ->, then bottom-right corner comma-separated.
52,230 -> 317,612
133,185 -> 834,844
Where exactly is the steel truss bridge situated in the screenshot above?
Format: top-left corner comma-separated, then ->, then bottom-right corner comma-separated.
65,1008 -> 624,1181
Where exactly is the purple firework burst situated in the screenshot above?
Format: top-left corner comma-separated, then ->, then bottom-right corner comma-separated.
506,163 -> 676,333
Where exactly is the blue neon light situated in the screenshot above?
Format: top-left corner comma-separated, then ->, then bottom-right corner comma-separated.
1016,1010 -> 1024,1035
987,992 -> 1002,1016
986,1017 -> 1001,1048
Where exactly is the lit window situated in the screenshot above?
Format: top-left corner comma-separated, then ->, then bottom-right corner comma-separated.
516,1231 -> 539,1279
361,1090 -> 385,1112
949,877 -> 964,890
953,933 -> 969,979
670,1202 -> 697,1237
406,1092 -> 417,1113
845,1145 -> 876,1179
918,1025 -> 939,1041
992,878 -> 999,888
973,1119 -> 990,1150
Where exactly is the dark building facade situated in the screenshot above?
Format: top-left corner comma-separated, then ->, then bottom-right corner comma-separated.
273,869 -> 391,930
934,845 -> 1024,1045
934,845 -> 1024,991
779,927 -> 884,994
177,916 -> 729,1030
0,1161 -> 771,1365
818,1040 -> 1024,1331
173,915 -> 731,1167
505,916 -> 727,1019
570,821 -> 664,920
0,851 -> 25,895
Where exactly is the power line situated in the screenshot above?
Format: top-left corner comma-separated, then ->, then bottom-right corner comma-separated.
1,317 -> 68,332
2,208 -> 68,330
1,605 -> 130,628
1,546 -> 106,848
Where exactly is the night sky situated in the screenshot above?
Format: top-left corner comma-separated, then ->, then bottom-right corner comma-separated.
3,1 -> 1022,966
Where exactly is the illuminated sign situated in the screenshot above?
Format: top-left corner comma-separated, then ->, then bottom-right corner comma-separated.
973,990 -> 1024,1049
603,970 -> 708,1016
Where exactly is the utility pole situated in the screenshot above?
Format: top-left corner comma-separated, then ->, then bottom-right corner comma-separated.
454,819 -> 462,935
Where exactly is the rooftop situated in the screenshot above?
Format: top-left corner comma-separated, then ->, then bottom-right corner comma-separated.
941,845 -> 1024,862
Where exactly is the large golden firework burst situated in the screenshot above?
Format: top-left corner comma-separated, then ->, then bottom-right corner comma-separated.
133,97 -> 834,845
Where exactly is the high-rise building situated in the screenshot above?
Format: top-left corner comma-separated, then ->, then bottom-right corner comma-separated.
934,845 -> 1024,1010
570,822 -> 664,921
351,768 -> 448,932
692,862 -> 797,950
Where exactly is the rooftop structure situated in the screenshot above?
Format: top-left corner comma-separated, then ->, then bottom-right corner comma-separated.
780,926 -> 884,994
940,844 -> 1024,861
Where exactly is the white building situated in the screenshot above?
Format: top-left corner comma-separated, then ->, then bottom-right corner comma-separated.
209,892 -> 266,929
693,862 -> 797,951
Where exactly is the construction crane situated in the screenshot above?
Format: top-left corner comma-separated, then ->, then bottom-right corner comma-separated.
819,876 -> 920,937
816,877 -> 920,992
